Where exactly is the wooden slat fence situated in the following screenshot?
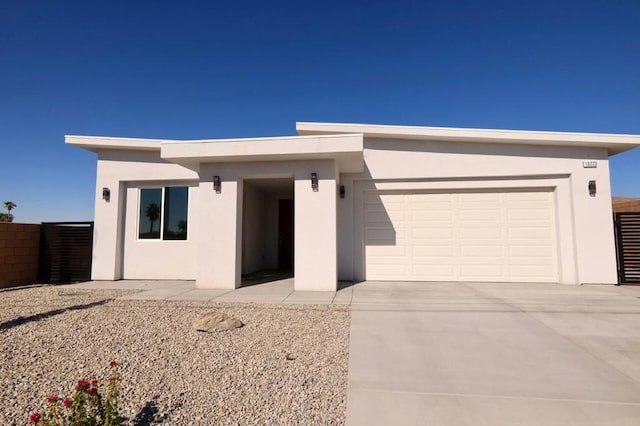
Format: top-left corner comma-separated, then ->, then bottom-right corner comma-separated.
38,222 -> 94,284
614,213 -> 640,284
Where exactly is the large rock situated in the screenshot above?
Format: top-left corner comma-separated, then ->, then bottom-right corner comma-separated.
193,312 -> 243,332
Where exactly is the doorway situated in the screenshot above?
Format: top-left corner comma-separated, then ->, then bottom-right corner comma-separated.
241,177 -> 294,286
278,199 -> 294,271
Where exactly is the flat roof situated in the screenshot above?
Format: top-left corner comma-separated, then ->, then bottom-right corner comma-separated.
65,135 -> 163,152
161,133 -> 364,172
65,133 -> 365,173
66,121 -> 640,158
296,122 -> 640,155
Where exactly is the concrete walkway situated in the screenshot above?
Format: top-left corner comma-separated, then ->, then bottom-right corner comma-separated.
66,279 -> 354,304
347,281 -> 640,425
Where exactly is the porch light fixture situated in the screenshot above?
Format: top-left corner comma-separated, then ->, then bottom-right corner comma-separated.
339,185 -> 345,198
213,176 -> 221,193
102,187 -> 110,202
311,173 -> 318,192
588,180 -> 596,197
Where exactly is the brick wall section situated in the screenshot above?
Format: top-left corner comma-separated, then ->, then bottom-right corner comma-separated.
0,223 -> 41,288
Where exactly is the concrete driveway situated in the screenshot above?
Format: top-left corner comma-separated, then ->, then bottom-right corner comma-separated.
347,281 -> 640,425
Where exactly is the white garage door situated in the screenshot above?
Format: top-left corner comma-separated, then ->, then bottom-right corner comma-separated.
365,190 -> 558,282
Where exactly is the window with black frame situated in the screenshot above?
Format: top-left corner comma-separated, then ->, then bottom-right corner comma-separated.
138,187 -> 188,240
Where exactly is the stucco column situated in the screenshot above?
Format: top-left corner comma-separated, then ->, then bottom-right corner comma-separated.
91,172 -> 124,280
570,161 -> 618,284
196,175 -> 243,289
294,161 -> 337,291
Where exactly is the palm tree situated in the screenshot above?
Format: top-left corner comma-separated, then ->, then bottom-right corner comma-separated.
145,203 -> 161,233
4,201 -> 16,222
4,201 -> 16,215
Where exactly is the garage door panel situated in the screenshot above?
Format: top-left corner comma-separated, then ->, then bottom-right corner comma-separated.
378,194 -> 406,203
367,245 -> 408,256
367,211 -> 406,224
508,258 -> 556,266
459,209 -> 502,221
508,227 -> 555,238
507,208 -> 553,220
461,246 -> 504,257
366,228 -> 398,242
508,220 -> 555,228
364,202 -> 388,212
413,228 -> 454,239
412,210 -> 453,221
413,265 -> 456,276
412,193 -> 453,202
413,246 -> 455,256
410,203 -> 455,212
365,190 -> 558,282
367,264 -> 408,278
459,228 -> 503,239
411,256 -> 458,264
459,193 -> 501,202
506,201 -> 553,209
508,240 -> 555,248
507,192 -> 551,201
461,264 -> 506,278
510,246 -> 555,257
366,192 -> 403,204
460,257 -> 511,265
510,265 -> 556,280
366,210 -> 396,223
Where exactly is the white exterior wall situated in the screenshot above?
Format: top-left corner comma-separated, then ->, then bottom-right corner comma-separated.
197,160 -> 337,291
92,151 -> 337,290
122,183 -> 198,279
92,150 -> 198,280
242,182 -> 267,274
294,161 -> 337,291
196,175 -> 243,288
87,133 -> 621,288
336,138 -> 617,285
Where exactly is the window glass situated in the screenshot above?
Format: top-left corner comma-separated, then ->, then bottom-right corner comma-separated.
139,188 -> 162,239
163,186 -> 188,240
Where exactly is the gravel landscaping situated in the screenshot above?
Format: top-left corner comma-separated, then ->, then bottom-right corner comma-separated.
0,286 -> 350,425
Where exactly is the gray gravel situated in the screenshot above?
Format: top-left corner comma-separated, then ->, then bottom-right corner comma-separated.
0,286 -> 350,425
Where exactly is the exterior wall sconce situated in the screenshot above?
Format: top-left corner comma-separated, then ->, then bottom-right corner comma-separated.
588,180 -> 596,197
339,185 -> 345,198
102,187 -> 110,202
311,173 -> 318,192
213,176 -> 221,193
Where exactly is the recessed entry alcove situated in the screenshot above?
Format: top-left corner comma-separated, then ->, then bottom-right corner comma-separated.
241,177 -> 294,286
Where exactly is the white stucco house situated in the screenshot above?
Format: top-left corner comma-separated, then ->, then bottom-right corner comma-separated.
67,122 -> 640,291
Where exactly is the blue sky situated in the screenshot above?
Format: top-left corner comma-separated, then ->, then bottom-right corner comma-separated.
1,0 -> 638,223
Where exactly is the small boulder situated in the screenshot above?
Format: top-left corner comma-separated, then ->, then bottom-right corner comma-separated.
193,312 -> 243,332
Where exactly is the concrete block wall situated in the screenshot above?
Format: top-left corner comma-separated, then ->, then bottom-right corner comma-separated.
0,223 -> 41,288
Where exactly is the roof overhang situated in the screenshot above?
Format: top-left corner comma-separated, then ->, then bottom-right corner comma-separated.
296,122 -> 640,155
65,135 -> 163,152
161,134 -> 364,172
66,133 -> 365,173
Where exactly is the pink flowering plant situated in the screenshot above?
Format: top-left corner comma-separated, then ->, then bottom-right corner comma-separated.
29,360 -> 122,425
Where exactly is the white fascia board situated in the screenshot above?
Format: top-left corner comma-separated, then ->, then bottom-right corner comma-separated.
296,122 -> 640,155
65,135 -> 163,152
160,134 -> 365,172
